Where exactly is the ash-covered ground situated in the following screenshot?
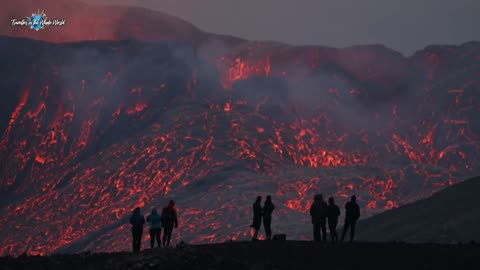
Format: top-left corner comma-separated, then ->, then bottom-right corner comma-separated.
1,241 -> 479,270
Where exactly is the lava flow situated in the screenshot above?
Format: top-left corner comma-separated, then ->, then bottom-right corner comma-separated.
0,36 -> 478,256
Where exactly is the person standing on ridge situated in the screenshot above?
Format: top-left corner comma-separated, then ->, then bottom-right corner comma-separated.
146,207 -> 162,248
161,200 -> 178,247
310,194 -> 328,242
341,195 -> 361,242
129,207 -> 145,252
250,196 -> 263,241
327,197 -> 341,243
263,195 -> 275,240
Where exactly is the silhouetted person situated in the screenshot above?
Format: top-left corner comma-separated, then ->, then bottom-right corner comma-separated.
129,207 -> 145,252
161,200 -> 178,247
146,207 -> 162,248
250,196 -> 262,241
327,197 -> 341,243
341,195 -> 361,242
310,194 -> 328,242
263,195 -> 275,240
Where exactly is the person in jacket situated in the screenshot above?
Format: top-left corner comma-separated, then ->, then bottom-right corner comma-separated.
341,195 -> 360,242
250,196 -> 262,241
263,195 -> 275,240
161,200 -> 178,247
129,207 -> 145,252
327,197 -> 341,243
309,194 -> 328,242
146,207 -> 162,248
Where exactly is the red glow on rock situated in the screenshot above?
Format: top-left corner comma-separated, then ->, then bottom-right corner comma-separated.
224,101 -> 232,112
219,56 -> 272,89
35,155 -> 46,164
126,103 -> 148,114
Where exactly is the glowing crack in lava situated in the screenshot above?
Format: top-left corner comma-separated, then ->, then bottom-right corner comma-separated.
0,36 -> 479,256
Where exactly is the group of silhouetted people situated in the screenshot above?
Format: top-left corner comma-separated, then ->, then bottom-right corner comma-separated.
129,195 -> 360,252
310,194 -> 360,242
249,194 -> 360,243
250,195 -> 276,241
129,200 -> 179,252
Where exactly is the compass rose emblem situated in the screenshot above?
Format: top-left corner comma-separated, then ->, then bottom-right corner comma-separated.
27,10 -> 48,31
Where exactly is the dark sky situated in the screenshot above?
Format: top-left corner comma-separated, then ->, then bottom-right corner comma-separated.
83,0 -> 479,55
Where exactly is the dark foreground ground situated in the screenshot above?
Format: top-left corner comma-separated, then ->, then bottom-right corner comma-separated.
1,241 -> 479,270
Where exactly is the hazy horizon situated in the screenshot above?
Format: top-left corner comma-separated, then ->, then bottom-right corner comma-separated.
81,0 -> 480,56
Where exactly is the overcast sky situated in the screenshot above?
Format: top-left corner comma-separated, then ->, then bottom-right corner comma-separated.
83,0 -> 479,55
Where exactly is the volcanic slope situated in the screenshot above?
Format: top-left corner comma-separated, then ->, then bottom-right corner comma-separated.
1,0 -> 245,46
356,176 -> 480,243
0,36 -> 479,256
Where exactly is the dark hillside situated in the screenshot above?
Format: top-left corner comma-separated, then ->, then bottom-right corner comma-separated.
356,176 -> 480,243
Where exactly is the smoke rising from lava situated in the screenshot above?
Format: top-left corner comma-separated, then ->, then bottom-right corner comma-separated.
1,36 -> 479,256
